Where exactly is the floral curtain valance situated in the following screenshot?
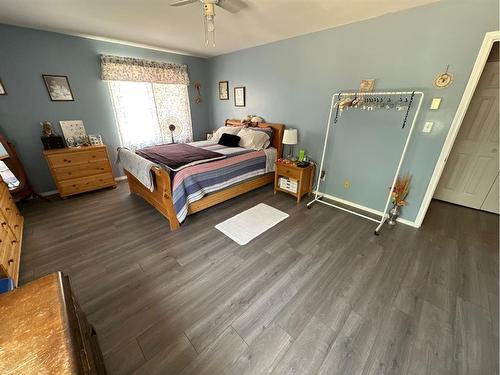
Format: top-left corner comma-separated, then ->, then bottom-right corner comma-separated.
100,55 -> 190,85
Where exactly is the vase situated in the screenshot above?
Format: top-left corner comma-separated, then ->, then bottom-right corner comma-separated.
387,204 -> 400,225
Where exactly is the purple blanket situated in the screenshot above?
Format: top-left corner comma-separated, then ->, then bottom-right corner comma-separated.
136,143 -> 226,171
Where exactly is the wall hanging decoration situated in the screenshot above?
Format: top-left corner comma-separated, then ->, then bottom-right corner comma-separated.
307,90 -> 424,235
59,120 -> 87,147
433,65 -> 454,88
234,86 -> 245,107
219,80 -> 229,100
359,79 -> 375,92
43,75 -> 74,101
0,79 -> 7,95
193,81 -> 203,104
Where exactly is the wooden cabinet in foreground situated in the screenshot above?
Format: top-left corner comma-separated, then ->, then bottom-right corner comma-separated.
0,177 -> 23,286
43,145 -> 116,198
0,272 -> 107,374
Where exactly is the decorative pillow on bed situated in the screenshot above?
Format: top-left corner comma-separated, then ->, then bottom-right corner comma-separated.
251,126 -> 274,141
218,133 -> 241,147
212,126 -> 244,142
237,128 -> 271,150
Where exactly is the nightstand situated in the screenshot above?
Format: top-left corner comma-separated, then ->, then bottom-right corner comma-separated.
274,161 -> 315,203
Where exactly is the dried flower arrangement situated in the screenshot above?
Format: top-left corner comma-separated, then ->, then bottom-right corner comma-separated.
392,174 -> 412,207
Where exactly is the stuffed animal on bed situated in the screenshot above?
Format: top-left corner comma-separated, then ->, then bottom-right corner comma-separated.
241,115 -> 264,126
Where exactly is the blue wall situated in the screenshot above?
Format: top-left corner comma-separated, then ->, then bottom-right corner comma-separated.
207,0 -> 499,222
0,24 -> 210,192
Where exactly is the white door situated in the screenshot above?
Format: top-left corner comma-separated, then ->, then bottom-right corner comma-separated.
434,61 -> 499,211
481,173 -> 499,213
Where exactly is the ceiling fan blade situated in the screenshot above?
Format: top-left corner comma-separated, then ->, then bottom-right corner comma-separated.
216,0 -> 246,13
170,0 -> 198,7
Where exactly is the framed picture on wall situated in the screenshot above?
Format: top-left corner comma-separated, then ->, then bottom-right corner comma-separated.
234,86 -> 245,107
0,79 -> 6,95
218,81 -> 229,100
43,75 -> 74,101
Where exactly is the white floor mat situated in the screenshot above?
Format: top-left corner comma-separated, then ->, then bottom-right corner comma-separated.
215,203 -> 289,245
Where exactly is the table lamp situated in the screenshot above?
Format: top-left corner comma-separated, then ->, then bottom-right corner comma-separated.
282,128 -> 298,160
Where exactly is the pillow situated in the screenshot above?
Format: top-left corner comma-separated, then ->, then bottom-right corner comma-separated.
238,128 -> 270,150
251,126 -> 274,141
212,126 -> 244,142
218,133 -> 241,147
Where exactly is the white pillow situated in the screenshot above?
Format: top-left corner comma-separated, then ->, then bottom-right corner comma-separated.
212,126 -> 244,142
238,128 -> 270,150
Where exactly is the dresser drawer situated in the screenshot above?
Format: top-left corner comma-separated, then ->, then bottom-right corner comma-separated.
47,148 -> 109,168
276,164 -> 301,180
0,230 -> 19,281
59,174 -> 116,196
53,160 -> 112,182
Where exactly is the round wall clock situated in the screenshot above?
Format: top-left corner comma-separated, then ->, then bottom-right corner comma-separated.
434,66 -> 454,88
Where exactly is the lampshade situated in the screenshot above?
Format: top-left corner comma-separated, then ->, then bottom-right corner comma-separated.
282,128 -> 298,145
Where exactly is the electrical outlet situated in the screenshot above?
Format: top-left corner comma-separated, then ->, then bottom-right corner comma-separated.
423,121 -> 434,133
320,170 -> 326,181
344,179 -> 352,189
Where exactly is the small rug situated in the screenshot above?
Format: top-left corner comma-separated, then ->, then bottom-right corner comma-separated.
215,203 -> 289,245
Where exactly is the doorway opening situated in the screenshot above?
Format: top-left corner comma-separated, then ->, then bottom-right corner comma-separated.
433,41 -> 499,214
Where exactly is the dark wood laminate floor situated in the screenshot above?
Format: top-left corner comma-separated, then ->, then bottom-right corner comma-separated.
18,182 -> 499,375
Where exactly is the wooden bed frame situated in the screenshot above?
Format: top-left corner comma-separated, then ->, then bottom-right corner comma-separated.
124,119 -> 285,230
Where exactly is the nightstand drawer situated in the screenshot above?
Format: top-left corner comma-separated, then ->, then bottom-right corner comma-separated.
276,164 -> 301,180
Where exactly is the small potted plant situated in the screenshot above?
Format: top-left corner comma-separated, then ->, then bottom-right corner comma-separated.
388,174 -> 411,225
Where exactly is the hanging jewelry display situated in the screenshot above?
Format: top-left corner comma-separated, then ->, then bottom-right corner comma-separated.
309,90 -> 424,235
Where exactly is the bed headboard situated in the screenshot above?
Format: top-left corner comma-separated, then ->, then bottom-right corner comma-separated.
224,119 -> 285,158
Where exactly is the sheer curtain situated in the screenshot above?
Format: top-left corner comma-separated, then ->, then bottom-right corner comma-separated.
102,55 -> 193,150
108,82 -> 193,149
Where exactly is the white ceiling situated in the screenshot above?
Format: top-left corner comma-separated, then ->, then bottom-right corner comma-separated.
0,0 -> 438,58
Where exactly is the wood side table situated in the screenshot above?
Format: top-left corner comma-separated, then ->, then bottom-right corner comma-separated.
274,161 -> 315,203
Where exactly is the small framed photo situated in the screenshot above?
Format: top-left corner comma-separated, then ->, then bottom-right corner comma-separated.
234,86 -> 245,107
0,79 -> 6,95
60,120 -> 87,147
43,75 -> 74,101
218,81 -> 229,100
88,134 -> 103,145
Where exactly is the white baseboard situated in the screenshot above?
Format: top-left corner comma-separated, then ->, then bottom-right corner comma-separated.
312,191 -> 419,228
40,189 -> 58,197
39,175 -> 128,197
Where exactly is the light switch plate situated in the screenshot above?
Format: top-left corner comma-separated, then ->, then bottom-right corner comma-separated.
430,98 -> 441,110
423,121 -> 434,133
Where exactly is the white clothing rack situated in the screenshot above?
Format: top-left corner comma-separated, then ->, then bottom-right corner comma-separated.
307,90 -> 424,234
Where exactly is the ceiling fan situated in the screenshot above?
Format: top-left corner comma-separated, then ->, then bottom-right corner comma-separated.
170,0 -> 245,47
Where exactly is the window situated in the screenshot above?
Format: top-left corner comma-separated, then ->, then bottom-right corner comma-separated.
109,81 -> 193,150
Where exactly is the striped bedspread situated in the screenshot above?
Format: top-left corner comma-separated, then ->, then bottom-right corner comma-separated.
172,141 -> 276,223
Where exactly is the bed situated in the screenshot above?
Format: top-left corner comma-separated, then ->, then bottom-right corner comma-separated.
122,119 -> 284,230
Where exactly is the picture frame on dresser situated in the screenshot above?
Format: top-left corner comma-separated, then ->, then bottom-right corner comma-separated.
0,79 -> 7,95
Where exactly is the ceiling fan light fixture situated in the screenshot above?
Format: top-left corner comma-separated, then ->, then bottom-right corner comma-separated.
203,2 -> 216,47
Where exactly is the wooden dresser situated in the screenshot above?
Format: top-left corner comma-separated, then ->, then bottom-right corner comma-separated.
0,177 -> 23,286
43,145 -> 116,198
0,272 -> 107,374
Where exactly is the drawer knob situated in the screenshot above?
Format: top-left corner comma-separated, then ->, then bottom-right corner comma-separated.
1,222 -> 7,228
11,240 -> 17,245
5,207 -> 10,211
14,225 -> 19,229
8,258 -> 13,265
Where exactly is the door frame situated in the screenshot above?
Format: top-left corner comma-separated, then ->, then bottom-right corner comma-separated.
415,30 -> 500,227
